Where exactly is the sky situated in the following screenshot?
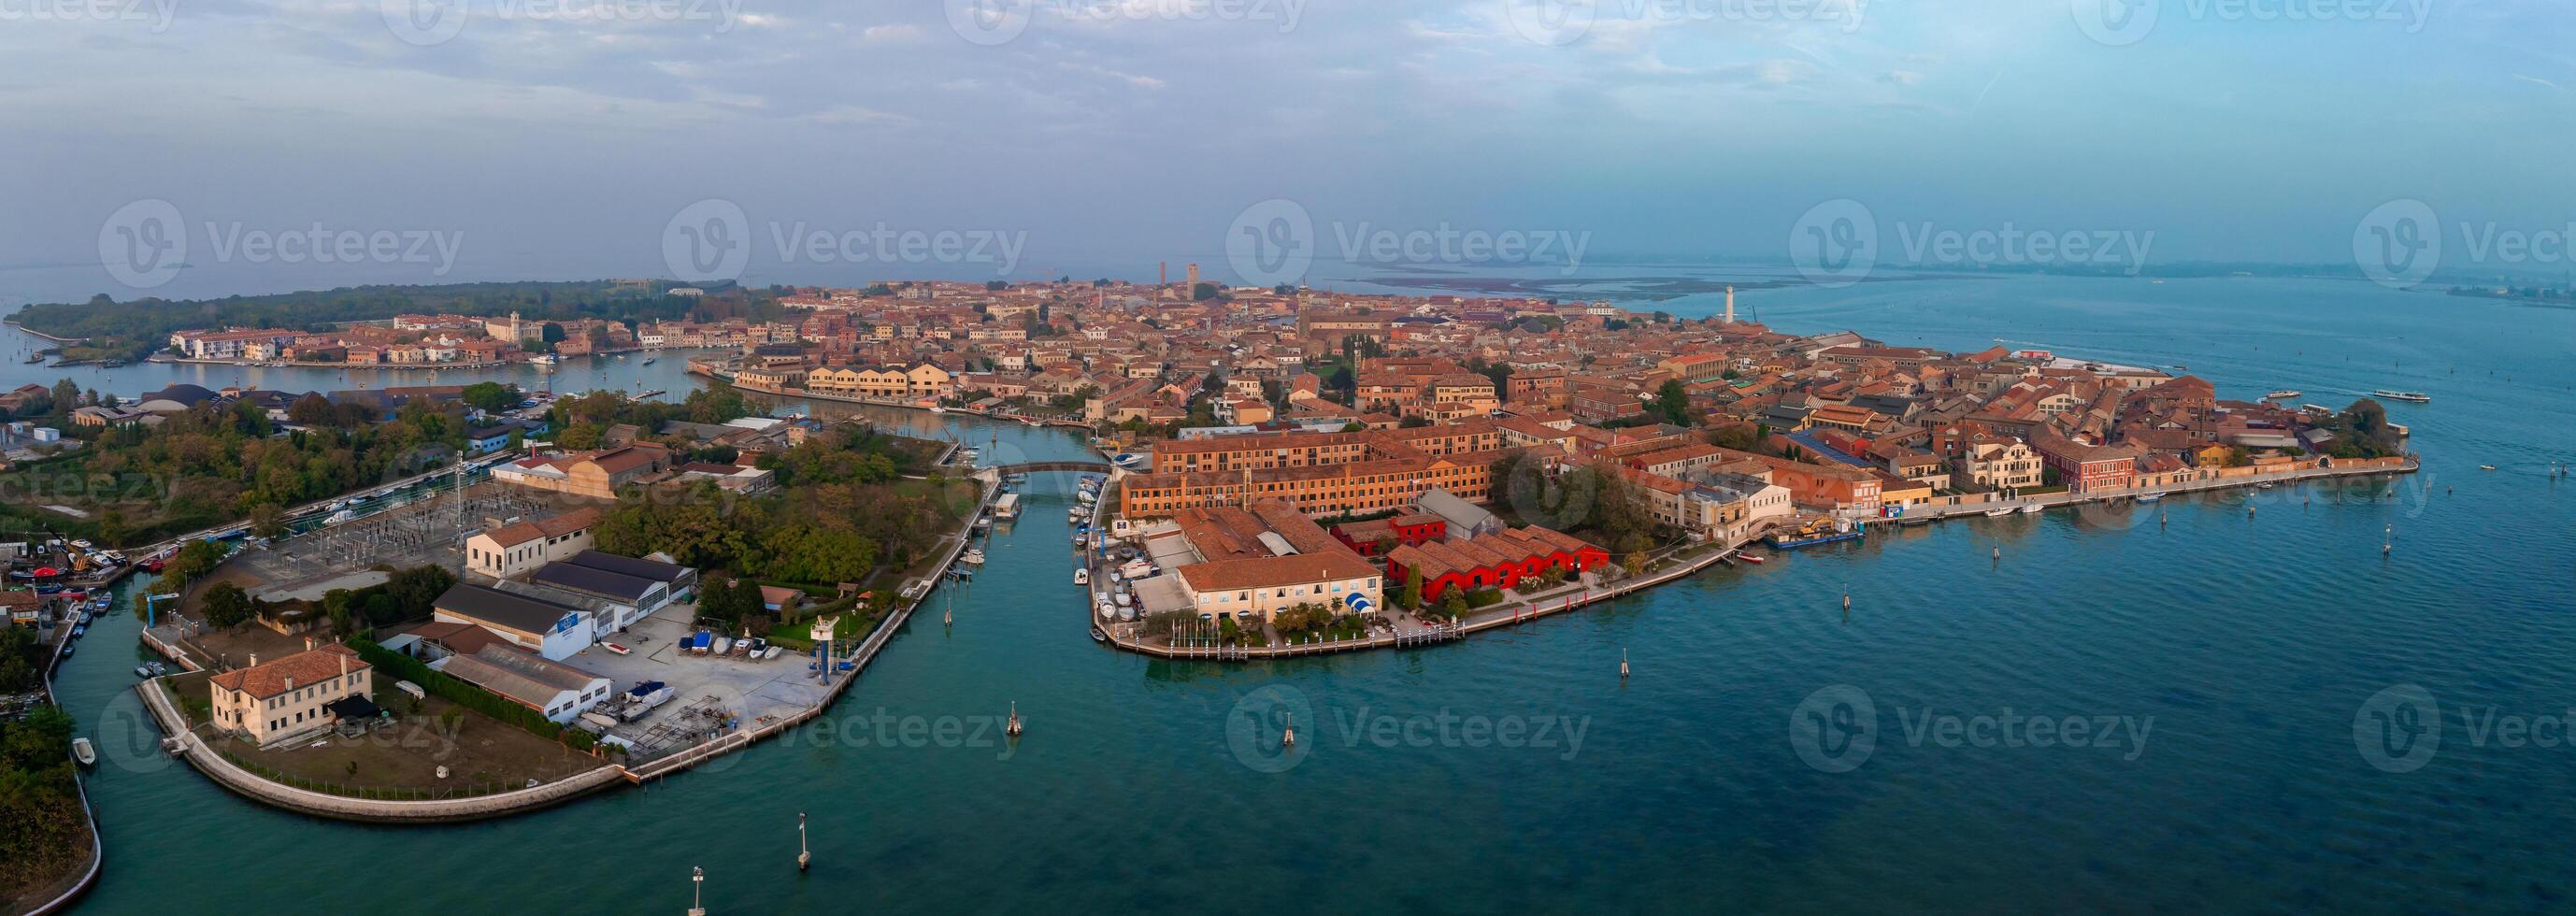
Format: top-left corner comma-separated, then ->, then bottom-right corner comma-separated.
2,0 -> 2571,304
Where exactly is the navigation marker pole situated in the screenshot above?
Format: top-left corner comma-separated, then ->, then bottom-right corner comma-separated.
799,812 -> 810,872
688,866 -> 706,916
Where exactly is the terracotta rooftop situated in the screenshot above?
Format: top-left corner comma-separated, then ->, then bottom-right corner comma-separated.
209,644 -> 368,701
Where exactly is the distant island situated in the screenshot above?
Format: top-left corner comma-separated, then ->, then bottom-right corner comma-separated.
6,279 -> 793,365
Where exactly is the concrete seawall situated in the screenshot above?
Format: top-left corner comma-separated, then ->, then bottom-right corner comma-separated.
134,680 -> 629,823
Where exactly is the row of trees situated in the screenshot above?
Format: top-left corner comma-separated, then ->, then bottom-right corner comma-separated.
0,704 -> 84,900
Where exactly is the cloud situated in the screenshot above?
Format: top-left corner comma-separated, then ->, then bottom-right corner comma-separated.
861,23 -> 924,43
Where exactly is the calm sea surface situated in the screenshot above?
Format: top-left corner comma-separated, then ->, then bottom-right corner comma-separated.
36,275 -> 2576,915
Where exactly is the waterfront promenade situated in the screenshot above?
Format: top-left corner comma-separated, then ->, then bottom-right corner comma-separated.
1089,455 -> 2419,662
123,474 -> 997,822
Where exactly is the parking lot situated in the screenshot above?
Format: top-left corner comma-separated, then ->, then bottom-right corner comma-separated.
557,602 -> 838,761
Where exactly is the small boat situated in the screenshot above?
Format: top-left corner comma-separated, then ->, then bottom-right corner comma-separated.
642,356 -> 657,365
2265,390 -> 2300,400
1090,625 -> 1109,643
1118,604 -> 1137,623
135,666 -> 152,679
763,646 -> 782,661
59,644 -> 73,659
2018,504 -> 2042,514
2135,493 -> 2164,503
1735,552 -> 1766,565
1073,568 -> 1090,586
2480,465 -> 2497,471
149,662 -> 167,676
2371,390 -> 2432,403
71,737 -> 95,767
1985,507 -> 2017,517
1097,601 -> 1117,620
711,636 -> 732,655
961,549 -> 986,565
603,642 -> 633,655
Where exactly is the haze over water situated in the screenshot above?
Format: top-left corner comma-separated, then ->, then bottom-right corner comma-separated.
40,275 -> 2576,915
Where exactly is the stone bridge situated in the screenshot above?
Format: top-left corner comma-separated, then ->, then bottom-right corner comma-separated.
972,460 -> 1121,482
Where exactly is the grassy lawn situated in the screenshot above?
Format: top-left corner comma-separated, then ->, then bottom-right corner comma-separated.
193,680 -> 603,798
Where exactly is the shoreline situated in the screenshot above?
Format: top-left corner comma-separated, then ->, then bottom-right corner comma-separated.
126,473 -> 995,823
1087,456 -> 2420,661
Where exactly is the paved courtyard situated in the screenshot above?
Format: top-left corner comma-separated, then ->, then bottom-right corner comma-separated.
555,602 -> 840,759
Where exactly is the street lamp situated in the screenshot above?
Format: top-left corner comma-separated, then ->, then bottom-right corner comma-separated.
687,866 -> 705,916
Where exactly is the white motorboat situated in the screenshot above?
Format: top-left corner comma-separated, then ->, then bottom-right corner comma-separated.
961,549 -> 986,565
1984,507 -> 2016,517
2018,504 -> 2042,515
2371,390 -> 2432,403
1074,568 -> 1090,586
1117,604 -> 1137,623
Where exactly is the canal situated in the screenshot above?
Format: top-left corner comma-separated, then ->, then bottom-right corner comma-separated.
29,275 -> 2576,914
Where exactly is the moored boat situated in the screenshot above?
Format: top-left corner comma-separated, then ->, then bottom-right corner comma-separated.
71,737 -> 95,767
2370,390 -> 2432,403
2265,390 -> 2300,399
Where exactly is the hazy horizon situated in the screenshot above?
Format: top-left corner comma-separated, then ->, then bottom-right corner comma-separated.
7,1 -> 2573,305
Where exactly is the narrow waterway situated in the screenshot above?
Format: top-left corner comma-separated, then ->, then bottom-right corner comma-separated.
33,276 -> 2576,914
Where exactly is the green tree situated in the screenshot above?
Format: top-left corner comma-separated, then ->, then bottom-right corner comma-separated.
460,381 -> 522,413
1653,379 -> 1694,426
203,581 -> 255,629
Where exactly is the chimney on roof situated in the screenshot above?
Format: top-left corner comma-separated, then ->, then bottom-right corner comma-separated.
285,676 -> 295,692
304,636 -> 314,651
249,653 -> 258,667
